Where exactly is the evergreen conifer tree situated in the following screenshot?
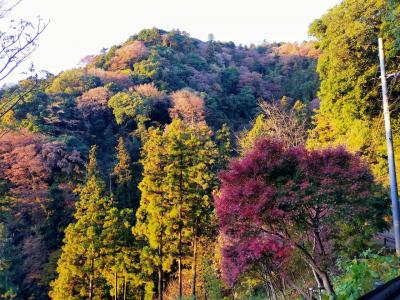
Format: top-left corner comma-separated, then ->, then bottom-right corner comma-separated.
50,146 -> 112,300
133,128 -> 176,300
112,137 -> 135,209
134,120 -> 218,299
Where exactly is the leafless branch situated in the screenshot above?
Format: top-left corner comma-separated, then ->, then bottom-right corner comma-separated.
0,75 -> 39,118
0,0 -> 48,122
259,100 -> 309,148
0,0 -> 22,19
0,17 -> 49,82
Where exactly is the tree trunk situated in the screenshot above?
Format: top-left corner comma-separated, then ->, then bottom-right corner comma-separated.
307,262 -> 334,296
89,276 -> 93,300
89,258 -> 94,300
305,261 -> 334,296
115,271 -> 118,300
314,230 -> 326,256
191,218 -> 198,299
264,281 -> 271,299
178,228 -> 182,300
318,270 -> 335,296
312,268 -> 323,290
123,275 -> 127,300
178,164 -> 183,300
204,271 -> 208,300
281,278 -> 287,300
267,276 -> 278,300
158,266 -> 163,300
158,239 -> 164,300
285,276 -> 311,300
295,243 -> 335,296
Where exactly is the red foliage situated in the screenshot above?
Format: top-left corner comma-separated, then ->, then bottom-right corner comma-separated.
0,130 -> 82,204
169,89 -> 205,124
0,131 -> 82,294
76,86 -> 112,117
215,139 -> 375,285
86,68 -> 132,88
21,235 -> 47,288
109,41 -> 148,71
238,66 -> 270,98
188,69 -> 220,94
277,42 -> 320,59
221,234 -> 290,285
132,83 -> 165,100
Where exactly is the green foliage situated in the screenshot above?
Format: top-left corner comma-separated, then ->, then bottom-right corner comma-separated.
215,123 -> 232,170
136,28 -> 163,45
100,207 -> 144,298
334,250 -> 400,299
112,137 -> 137,209
108,91 -> 151,126
281,58 -> 319,101
0,27 -> 324,298
50,146 -> 113,299
184,52 -> 208,71
133,127 -> 176,298
134,119 -> 218,297
202,259 -> 223,300
238,114 -> 266,153
0,223 -> 19,299
308,0 -> 400,182
46,69 -> 102,96
223,86 -> 257,127
132,50 -> 162,83
384,0 -> 400,56
220,67 -> 239,94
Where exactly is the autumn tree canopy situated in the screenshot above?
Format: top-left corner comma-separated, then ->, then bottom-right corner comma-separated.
215,139 -> 389,296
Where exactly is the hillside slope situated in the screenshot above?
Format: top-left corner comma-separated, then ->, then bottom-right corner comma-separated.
0,28 -> 319,299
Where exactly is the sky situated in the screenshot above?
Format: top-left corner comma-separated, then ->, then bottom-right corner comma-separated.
4,0 -> 342,84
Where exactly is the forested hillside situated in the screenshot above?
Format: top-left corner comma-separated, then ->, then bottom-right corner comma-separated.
0,28 -> 320,299
0,0 -> 399,298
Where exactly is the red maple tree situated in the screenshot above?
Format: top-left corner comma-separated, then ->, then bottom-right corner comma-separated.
215,139 -> 386,296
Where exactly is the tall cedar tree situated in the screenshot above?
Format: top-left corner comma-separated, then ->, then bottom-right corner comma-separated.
215,139 -> 389,297
134,119 -> 217,300
133,128 -> 175,300
215,124 -> 232,171
100,207 -> 143,299
112,137 -> 135,209
50,146 -> 112,300
163,119 -> 217,299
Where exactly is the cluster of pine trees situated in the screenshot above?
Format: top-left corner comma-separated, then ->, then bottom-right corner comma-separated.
50,119 -> 230,299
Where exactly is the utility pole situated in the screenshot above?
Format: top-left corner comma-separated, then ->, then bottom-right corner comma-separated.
378,37 -> 400,256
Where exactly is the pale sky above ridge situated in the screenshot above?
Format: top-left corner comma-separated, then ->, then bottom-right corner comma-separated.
3,0 -> 342,84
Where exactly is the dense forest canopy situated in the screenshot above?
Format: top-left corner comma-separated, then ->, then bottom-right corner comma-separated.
308,0 -> 400,182
0,27 -> 321,299
0,0 -> 399,298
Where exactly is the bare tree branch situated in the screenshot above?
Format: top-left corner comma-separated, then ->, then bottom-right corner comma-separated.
0,75 -> 39,118
0,0 -> 22,19
237,99 -> 310,154
0,0 -> 48,120
259,100 -> 309,148
0,17 -> 49,82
